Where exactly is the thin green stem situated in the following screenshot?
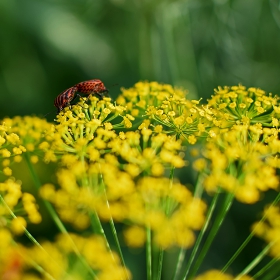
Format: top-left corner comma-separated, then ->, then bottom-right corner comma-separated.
1,195 -> 69,280
0,194 -> 43,249
156,249 -> 164,280
16,246 -> 57,280
181,189 -> 222,280
234,243 -> 272,280
172,248 -> 185,280
146,227 -> 152,280
97,165 -> 129,279
24,153 -> 97,279
253,256 -> 280,279
24,153 -> 67,234
222,192 -> 280,273
87,199 -> 123,277
153,166 -> 175,280
186,191 -> 235,279
89,210 -> 115,259
166,166 -> 175,216
172,173 -> 206,280
109,218 -> 125,262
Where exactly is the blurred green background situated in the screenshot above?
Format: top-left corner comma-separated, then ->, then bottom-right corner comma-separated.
2,0 -> 280,119
1,0 -> 280,278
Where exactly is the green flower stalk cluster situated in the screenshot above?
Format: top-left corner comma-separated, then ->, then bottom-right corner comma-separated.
0,82 -> 279,280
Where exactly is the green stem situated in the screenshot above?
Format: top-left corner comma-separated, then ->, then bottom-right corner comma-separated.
166,166 -> 175,216
109,218 -> 129,274
172,247 -> 185,280
146,227 -> 152,280
222,192 -> 280,273
181,190 -> 222,280
24,153 -> 96,279
97,166 -> 129,279
1,195 -> 67,280
253,256 -> 280,279
156,249 -> 164,280
89,210 -> 115,259
24,153 -> 67,234
18,247 -> 57,280
186,191 -> 235,279
89,206 -> 125,279
234,243 -> 272,279
0,194 -> 43,249
172,173 -> 208,280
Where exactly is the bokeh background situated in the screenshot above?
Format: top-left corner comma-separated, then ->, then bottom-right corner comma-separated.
2,0 -> 280,119
1,0 -> 280,279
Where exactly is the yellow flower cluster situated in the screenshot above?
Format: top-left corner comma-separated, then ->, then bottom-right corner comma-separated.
0,116 -> 49,236
43,96 -> 131,161
194,125 -> 279,203
116,81 -> 187,117
21,233 -> 130,280
121,177 -> 206,248
192,84 -> 280,204
0,115 -> 55,188
0,229 -> 23,279
194,270 -> 253,280
0,81 -> 279,279
117,81 -> 215,143
252,205 -> 280,258
40,124 -> 206,248
0,179 -> 41,235
208,85 -> 280,128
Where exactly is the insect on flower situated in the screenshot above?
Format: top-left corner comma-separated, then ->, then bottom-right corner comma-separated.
54,79 -> 108,113
54,86 -> 78,113
74,79 -> 108,97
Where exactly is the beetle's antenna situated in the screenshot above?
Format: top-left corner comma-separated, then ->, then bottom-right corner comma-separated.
43,110 -> 55,118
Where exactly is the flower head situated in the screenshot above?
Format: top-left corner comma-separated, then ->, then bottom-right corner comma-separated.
208,85 -> 280,129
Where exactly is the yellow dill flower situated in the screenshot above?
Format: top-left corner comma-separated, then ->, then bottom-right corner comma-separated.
122,116 -> 133,128
39,184 -> 56,201
195,270 -> 252,280
145,97 -> 214,141
119,177 -> 206,249
117,82 -> 213,144
30,155 -> 39,164
108,130 -> 185,176
123,226 -> 146,247
0,228 -> 24,279
2,116 -> 53,155
208,85 -> 280,129
252,205 -> 280,258
193,158 -> 207,171
49,97 -> 125,161
22,193 -> 42,224
197,126 -> 279,203
194,270 -> 234,280
116,81 -> 187,118
3,167 -> 12,176
1,178 -> 22,208
0,136 -> 6,146
0,178 -> 41,236
23,239 -> 68,279
2,159 -> 10,167
6,133 -> 20,145
10,217 -> 27,235
54,233 -> 131,279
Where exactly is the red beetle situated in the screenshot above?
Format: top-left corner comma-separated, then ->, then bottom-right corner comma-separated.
54,79 -> 108,113
54,86 -> 78,113
74,79 -> 108,97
